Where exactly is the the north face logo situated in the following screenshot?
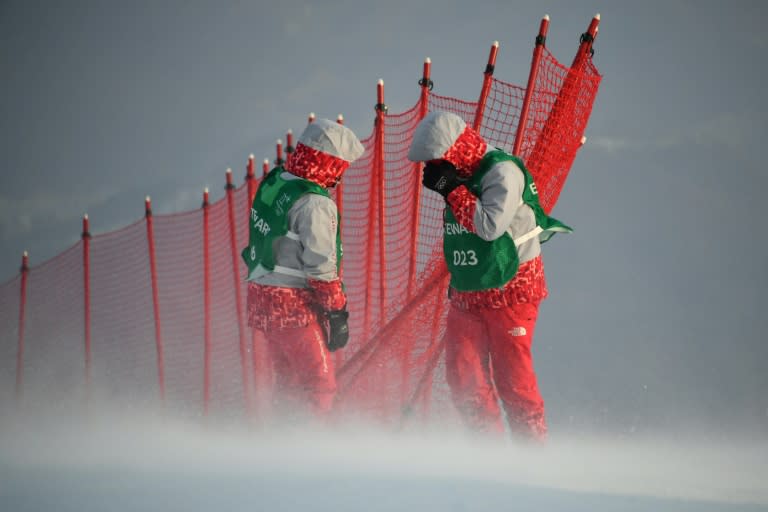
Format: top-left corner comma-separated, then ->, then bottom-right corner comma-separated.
508,326 -> 527,337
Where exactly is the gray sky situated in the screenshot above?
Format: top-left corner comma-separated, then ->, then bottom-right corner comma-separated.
1,0 -> 767,435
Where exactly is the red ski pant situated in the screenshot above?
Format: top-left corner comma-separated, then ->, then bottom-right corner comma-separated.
445,301 -> 547,440
265,319 -> 337,418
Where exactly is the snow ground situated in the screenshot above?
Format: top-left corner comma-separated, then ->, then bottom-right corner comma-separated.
1,410 -> 766,511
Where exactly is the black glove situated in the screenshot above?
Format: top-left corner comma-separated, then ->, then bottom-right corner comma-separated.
325,308 -> 349,352
422,160 -> 462,198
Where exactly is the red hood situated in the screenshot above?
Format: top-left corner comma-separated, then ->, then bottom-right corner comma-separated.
442,126 -> 488,178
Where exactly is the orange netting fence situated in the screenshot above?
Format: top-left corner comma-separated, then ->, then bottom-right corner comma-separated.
0,16 -> 602,427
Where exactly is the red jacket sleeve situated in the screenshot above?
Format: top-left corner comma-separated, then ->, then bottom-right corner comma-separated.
307,278 -> 347,311
446,185 -> 477,232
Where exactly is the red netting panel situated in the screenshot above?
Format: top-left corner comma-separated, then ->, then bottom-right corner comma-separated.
336,258 -> 458,427
333,132 -> 376,362
14,243 -> 84,409
510,56 -> 558,165
336,106 -> 428,421
335,95 -> 475,425
379,103 -> 422,324
0,275 -> 20,409
522,48 -> 602,213
89,221 -> 159,407
476,80 -> 526,153
429,93 -> 478,127
150,209 -> 205,417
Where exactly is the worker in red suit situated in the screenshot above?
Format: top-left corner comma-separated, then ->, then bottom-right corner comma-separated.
408,111 -> 571,441
242,118 -> 364,419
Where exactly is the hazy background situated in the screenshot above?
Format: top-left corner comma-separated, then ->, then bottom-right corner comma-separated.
1,0 -> 767,459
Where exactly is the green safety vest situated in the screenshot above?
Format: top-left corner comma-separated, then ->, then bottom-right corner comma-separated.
241,167 -> 342,280
444,150 -> 572,291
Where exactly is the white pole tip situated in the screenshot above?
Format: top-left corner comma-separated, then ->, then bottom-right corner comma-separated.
226,168 -> 232,174
543,14 -> 550,21
337,114 -> 344,121
276,139 -> 282,145
425,57 -> 431,63
309,112 -> 315,118
595,13 -> 601,20
83,213 -> 89,220
249,153 -> 255,159
378,78 -> 384,85
145,195 -> 151,202
263,158 -> 269,165
23,250 -> 28,257
287,129 -> 292,134
492,41 -> 499,47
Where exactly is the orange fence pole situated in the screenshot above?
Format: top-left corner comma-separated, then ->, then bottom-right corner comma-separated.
245,155 -> 256,218
573,14 -> 600,69
375,80 -> 387,325
15,251 -> 29,403
513,15 -> 550,157
274,139 -> 284,167
225,169 -> 252,414
202,188 -> 212,415
261,159 -> 269,184
407,57 -> 432,299
82,214 -> 92,391
145,196 -> 166,402
401,57 -> 433,407
363,87 -> 380,342
473,41 -> 499,131
285,129 -> 294,160
332,114 -> 346,368
335,114 -> 346,280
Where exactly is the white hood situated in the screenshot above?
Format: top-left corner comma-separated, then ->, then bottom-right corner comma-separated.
407,111 -> 467,162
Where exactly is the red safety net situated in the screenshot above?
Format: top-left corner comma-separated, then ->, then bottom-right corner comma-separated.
0,20 -> 602,428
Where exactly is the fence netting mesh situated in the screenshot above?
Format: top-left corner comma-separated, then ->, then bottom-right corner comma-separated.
0,36 -> 601,428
